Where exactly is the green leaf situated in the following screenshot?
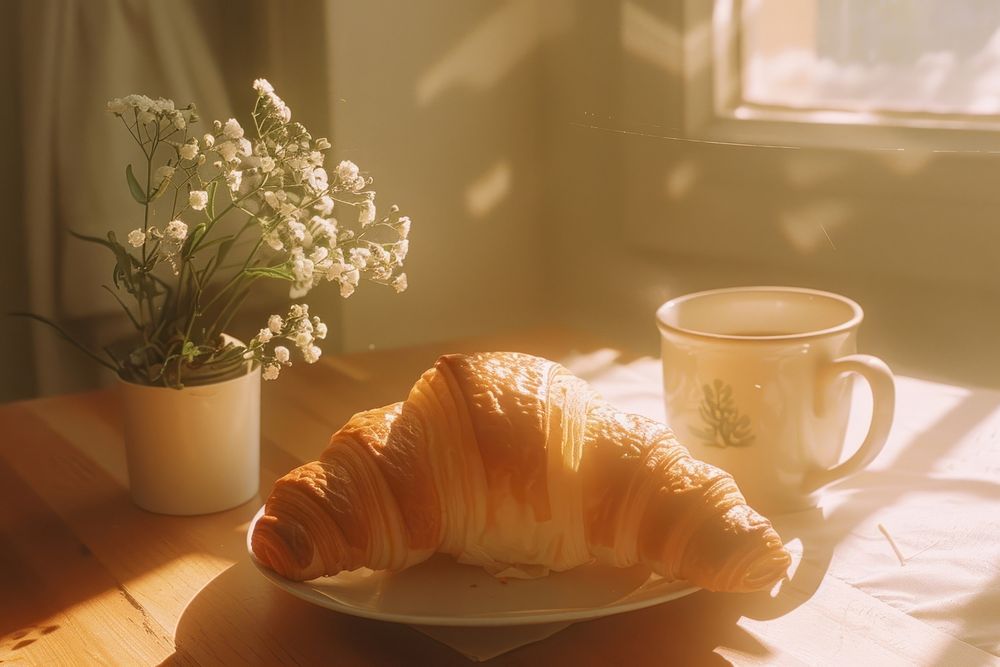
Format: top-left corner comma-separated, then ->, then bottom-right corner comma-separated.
244,265 -> 294,281
205,180 -> 219,219
69,229 -> 116,251
181,223 -> 208,259
126,164 -> 147,204
9,312 -> 121,373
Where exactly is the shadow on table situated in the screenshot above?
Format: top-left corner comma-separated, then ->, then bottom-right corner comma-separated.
164,557 -> 779,666
163,558 -> 473,666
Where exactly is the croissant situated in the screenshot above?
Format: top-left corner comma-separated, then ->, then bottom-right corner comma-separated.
252,352 -> 790,592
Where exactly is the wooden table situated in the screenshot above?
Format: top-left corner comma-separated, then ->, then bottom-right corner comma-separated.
1,331 -> 996,666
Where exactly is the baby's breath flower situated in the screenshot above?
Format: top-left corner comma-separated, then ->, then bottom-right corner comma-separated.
314,322 -> 328,340
127,229 -> 146,247
397,216 -> 411,239
255,328 -> 273,344
303,345 -> 322,364
253,78 -> 275,95
306,167 -> 328,192
264,230 -> 284,251
203,133 -> 215,148
189,190 -> 209,211
391,273 -> 408,293
274,345 -> 290,363
315,195 -> 335,215
106,98 -> 127,115
295,331 -> 313,348
339,281 -> 356,298
179,142 -> 198,160
316,137 -> 331,150
260,156 -> 276,173
359,200 -> 376,226
138,109 -> 156,125
165,220 -> 188,241
336,160 -> 359,183
217,141 -> 240,163
290,303 -> 308,318
227,170 -> 243,192
262,364 -> 281,381
223,118 -> 244,139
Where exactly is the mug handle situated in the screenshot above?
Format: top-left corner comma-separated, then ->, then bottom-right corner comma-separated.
803,354 -> 895,491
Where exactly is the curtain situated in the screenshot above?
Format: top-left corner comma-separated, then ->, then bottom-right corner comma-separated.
12,0 -> 328,397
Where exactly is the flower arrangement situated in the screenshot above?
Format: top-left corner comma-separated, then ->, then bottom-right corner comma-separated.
29,79 -> 410,388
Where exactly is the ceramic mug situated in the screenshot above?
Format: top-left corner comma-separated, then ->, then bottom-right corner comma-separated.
655,286 -> 895,512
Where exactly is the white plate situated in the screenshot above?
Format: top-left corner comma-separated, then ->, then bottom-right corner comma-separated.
246,507 -> 699,626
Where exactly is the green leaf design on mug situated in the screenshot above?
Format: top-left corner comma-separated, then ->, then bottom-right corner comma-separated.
691,379 -> 755,448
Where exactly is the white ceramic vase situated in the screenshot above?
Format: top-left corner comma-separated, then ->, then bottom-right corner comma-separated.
119,359 -> 261,516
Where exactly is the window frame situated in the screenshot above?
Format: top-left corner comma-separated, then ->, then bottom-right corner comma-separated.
682,0 -> 1000,153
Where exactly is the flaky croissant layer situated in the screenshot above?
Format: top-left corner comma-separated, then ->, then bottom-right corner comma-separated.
252,352 -> 791,592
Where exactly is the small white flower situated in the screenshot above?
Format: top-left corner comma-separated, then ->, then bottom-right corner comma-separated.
138,109 -> 156,125
253,78 -> 275,95
349,248 -> 371,269
127,229 -> 146,247
179,142 -> 198,160
260,156 -> 276,173
303,345 -> 322,364
274,345 -> 290,363
262,364 -> 281,381
315,195 -> 335,215
344,267 -> 360,286
172,113 -> 186,130
268,314 -> 284,333
217,141 -> 240,163
264,229 -> 284,251
358,200 -> 376,226
189,190 -> 209,211
107,98 -> 127,115
227,170 -> 243,192
256,328 -> 273,344
397,216 -> 411,239
238,137 -> 252,157
287,220 -> 306,242
165,220 -> 188,241
391,273 -> 408,293
290,303 -> 308,318
295,331 -> 313,348
314,322 -> 328,340
223,118 -> 244,139
339,281 -> 356,298
203,133 -> 215,148
306,167 -> 328,192
336,160 -> 359,183
315,138 -> 331,150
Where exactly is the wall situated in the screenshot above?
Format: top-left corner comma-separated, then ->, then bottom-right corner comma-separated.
543,1 -> 1000,389
320,0 -> 550,353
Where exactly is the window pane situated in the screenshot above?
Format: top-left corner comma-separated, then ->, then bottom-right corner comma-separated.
741,0 -> 1000,115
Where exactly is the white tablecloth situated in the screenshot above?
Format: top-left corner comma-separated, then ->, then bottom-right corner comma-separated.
563,349 -> 1000,659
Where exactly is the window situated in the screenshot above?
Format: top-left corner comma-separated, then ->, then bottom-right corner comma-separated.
684,0 -> 1000,150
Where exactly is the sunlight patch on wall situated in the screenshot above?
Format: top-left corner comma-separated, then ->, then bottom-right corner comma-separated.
664,160 -> 699,199
622,1 -> 682,74
780,200 -> 850,253
416,0 -> 568,106
465,160 -> 512,219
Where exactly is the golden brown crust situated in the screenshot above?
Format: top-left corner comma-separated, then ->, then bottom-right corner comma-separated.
252,352 -> 790,591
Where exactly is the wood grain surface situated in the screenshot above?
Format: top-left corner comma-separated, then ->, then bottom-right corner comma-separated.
0,331 -> 994,666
